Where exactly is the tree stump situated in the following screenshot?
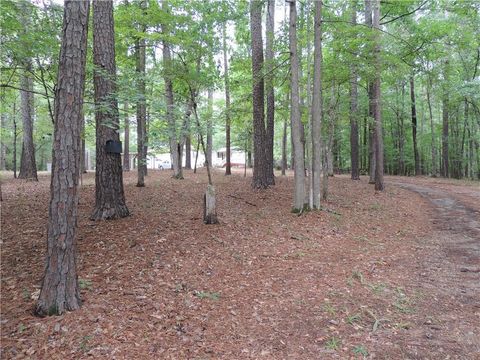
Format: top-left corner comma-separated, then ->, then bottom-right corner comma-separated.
203,184 -> 218,224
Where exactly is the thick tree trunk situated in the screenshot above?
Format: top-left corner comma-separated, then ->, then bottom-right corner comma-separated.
372,0 -> 384,191
35,0 -> 89,316
123,101 -> 130,171
310,0 -> 323,208
365,0 -> 376,184
18,64 -> 38,181
410,75 -> 420,175
265,0 -> 275,185
250,0 -> 268,189
222,23 -> 232,176
289,0 -> 307,212
91,0 -> 129,220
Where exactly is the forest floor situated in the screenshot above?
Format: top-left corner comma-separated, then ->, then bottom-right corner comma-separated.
1,169 -> 479,359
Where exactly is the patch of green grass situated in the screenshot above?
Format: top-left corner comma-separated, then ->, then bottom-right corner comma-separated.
325,336 -> 341,350
353,345 -> 369,357
350,270 -> 365,284
22,288 -> 31,301
346,313 -> 362,325
79,335 -> 93,352
194,291 -> 220,300
322,303 -> 337,316
79,279 -> 93,291
369,282 -> 386,295
369,203 -> 382,211
18,323 -> 26,333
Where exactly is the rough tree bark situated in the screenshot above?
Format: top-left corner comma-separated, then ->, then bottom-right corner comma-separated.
250,0 -> 269,189
35,0 -> 89,316
265,0 -> 275,185
18,63 -> 38,181
372,0 -> 384,191
441,60 -> 449,178
207,89 -> 213,167
350,1 -> 360,180
162,1 -> 181,179
410,74 -> 420,175
91,0 -> 129,220
222,22 -> 232,175
136,1 -> 147,185
123,101 -> 130,171
365,0 -> 376,184
310,0 -> 323,208
289,0 -> 307,211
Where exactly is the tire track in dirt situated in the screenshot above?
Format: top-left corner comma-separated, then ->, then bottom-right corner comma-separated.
392,180 -> 480,358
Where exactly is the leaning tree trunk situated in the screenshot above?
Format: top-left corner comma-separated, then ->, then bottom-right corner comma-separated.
250,0 -> 269,189
349,1 -> 360,181
222,22 -> 232,176
91,0 -> 129,220
372,0 -> 384,191
18,63 -> 37,181
310,0 -> 323,208
265,0 -> 275,185
410,74 -> 420,175
289,0 -> 307,212
35,0 -> 89,316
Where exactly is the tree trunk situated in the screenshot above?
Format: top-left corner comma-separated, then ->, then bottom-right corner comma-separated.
250,0 -> 268,189
136,2 -> 147,185
0,111 -> 6,170
81,113 -> 87,173
265,0 -> 275,185
162,2 -> 181,179
207,89 -> 213,167
123,101 -> 130,171
223,22 -> 232,176
13,102 -> 17,178
289,0 -> 307,212
18,63 -> 38,181
441,61 -> 449,178
410,74 -> 420,175
281,109 -> 287,175
35,0 -> 89,316
310,0 -> 323,208
91,0 -> 129,220
365,0 -> 376,184
349,2 -> 359,180
372,0 -> 384,191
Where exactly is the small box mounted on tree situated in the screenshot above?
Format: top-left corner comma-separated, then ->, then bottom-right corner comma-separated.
105,140 -> 122,154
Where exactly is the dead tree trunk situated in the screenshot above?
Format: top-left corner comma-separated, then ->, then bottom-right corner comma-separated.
35,0 -> 89,316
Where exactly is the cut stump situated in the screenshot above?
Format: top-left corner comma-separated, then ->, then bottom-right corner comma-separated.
203,184 -> 218,224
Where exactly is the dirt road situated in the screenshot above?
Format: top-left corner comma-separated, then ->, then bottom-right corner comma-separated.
391,178 -> 480,358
